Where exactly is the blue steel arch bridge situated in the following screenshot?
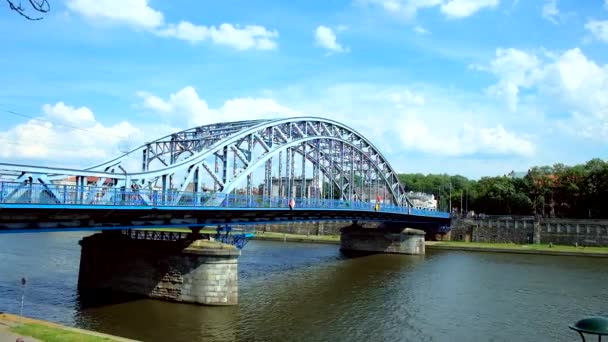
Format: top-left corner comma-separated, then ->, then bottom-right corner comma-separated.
0,117 -> 450,237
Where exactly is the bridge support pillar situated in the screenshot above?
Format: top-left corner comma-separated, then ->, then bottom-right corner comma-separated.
340,223 -> 426,255
78,231 -> 240,305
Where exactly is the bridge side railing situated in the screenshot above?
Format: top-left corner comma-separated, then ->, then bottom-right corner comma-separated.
0,182 -> 450,219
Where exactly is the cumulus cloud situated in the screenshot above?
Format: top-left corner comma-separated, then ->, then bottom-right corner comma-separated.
476,47 -> 608,141
157,22 -> 278,50
358,0 -> 497,19
541,0 -> 559,23
440,0 -> 499,18
263,82 -> 535,160
0,89 -> 302,167
139,84 -> 492,160
66,0 -> 278,50
472,48 -> 542,111
137,86 -> 300,128
1,83 -> 540,176
66,0 -> 163,29
314,26 -> 348,53
585,20 -> 608,43
0,103 -> 140,163
398,117 -> 534,157
358,0 -> 441,20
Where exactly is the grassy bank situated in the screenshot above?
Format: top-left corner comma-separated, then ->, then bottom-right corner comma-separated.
150,228 -> 340,244
1,313 -> 136,342
428,241 -> 608,257
10,323 -> 115,342
252,231 -> 340,244
149,228 -> 608,256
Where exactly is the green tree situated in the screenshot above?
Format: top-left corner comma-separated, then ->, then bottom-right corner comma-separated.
397,158 -> 607,218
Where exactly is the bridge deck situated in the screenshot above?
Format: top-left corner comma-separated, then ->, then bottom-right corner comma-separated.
0,182 -> 450,233
0,204 -> 450,233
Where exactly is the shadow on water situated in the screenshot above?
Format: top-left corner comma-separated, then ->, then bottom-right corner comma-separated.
339,249 -> 388,258
75,291 -> 241,342
76,289 -> 146,309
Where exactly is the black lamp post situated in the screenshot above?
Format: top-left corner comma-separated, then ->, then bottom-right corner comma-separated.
570,316 -> 608,341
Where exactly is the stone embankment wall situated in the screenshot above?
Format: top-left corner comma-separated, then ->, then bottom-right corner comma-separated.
234,221 -> 342,235
79,231 -> 240,305
449,217 -> 608,246
233,221 -> 380,236
340,225 -> 426,255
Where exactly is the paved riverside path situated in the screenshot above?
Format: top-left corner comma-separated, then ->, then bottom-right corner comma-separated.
0,317 -> 41,342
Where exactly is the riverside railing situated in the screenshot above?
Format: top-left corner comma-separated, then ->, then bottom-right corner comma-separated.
0,182 -> 450,219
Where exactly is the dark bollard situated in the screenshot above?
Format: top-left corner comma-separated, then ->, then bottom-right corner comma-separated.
570,316 -> 608,341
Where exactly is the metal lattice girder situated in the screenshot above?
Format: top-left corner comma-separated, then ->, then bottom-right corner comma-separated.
0,117 -> 413,207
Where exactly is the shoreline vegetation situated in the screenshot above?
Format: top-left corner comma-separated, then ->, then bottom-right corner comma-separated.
153,228 -> 608,257
399,158 -> 607,219
0,313 -> 136,342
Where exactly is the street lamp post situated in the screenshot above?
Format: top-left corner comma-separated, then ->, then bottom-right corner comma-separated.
448,182 -> 452,214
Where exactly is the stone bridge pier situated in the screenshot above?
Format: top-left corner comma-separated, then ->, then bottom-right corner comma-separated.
340,223 -> 426,255
78,230 -> 240,305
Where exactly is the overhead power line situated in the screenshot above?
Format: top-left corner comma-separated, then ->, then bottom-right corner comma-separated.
0,108 -> 133,140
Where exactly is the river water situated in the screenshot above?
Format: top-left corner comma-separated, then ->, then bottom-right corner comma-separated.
0,232 -> 607,341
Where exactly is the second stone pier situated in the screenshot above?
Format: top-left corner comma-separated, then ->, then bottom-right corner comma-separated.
340,224 -> 426,255
78,230 -> 240,305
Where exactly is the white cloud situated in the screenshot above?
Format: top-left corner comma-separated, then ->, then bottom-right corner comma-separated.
541,0 -> 559,23
440,0 -> 499,18
1,83 -> 543,177
314,26 -> 347,53
358,0 -> 442,20
413,25 -> 429,34
42,102 -> 97,128
359,0 -> 497,19
477,47 -> 608,141
0,103 -> 140,163
0,89 -> 300,167
473,48 -> 542,111
398,117 -> 534,157
585,20 -> 608,43
137,86 -> 299,127
66,0 -> 163,30
157,22 -> 278,50
66,0 -> 278,50
263,82 -> 535,161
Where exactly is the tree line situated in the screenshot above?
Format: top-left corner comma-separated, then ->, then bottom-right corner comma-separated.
398,158 -> 608,219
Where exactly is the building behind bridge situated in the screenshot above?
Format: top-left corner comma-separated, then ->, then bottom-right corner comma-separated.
407,191 -> 437,210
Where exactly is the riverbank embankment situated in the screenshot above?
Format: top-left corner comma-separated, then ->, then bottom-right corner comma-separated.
154,227 -> 608,257
251,231 -> 608,257
0,313 -> 138,342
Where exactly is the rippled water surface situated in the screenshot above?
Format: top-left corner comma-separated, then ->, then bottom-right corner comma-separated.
1,232 -> 607,341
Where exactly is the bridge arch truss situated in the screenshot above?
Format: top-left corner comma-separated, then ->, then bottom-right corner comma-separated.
0,117 -> 414,207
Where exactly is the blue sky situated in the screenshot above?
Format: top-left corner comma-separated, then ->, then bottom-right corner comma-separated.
0,0 -> 607,178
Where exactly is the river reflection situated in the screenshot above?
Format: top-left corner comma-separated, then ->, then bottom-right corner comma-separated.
1,232 -> 607,341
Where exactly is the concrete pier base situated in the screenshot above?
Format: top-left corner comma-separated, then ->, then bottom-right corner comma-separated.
78,231 -> 240,305
340,224 -> 426,255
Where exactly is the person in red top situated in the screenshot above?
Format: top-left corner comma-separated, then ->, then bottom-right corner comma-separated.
288,198 -> 295,210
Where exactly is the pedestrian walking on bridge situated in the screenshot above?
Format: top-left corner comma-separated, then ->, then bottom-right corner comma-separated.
288,198 -> 295,210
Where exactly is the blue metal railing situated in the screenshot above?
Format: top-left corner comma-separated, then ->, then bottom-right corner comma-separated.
0,182 -> 450,219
